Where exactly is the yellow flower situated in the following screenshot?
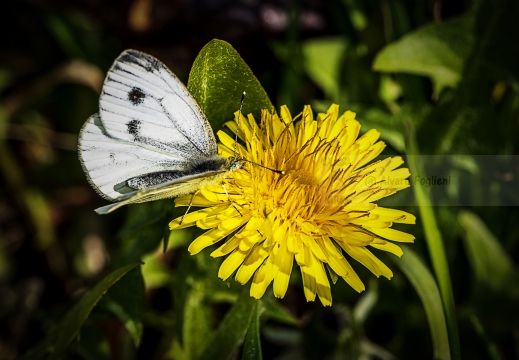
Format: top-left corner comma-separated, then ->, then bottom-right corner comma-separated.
170,104 -> 415,306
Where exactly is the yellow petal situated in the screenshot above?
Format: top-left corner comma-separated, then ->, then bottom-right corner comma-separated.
235,245 -> 268,284
370,242 -> 403,257
250,258 -> 275,299
305,234 -> 328,262
300,265 -> 316,302
218,144 -> 234,158
370,207 -> 416,224
327,255 -> 365,292
385,156 -> 405,171
272,243 -> 294,299
219,215 -> 250,232
320,236 -> 343,258
217,130 -> 247,155
197,215 -> 224,229
218,248 -> 250,280
175,195 -> 224,207
343,245 -> 393,279
368,227 -> 415,243
169,207 -> 217,230
200,188 -> 229,202
340,118 -> 361,151
309,254 -> 332,306
211,234 -> 242,257
188,227 -> 234,255
238,230 -> 262,252
356,141 -> 386,169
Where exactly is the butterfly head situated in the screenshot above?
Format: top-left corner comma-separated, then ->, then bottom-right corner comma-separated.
227,156 -> 245,172
227,156 -> 285,175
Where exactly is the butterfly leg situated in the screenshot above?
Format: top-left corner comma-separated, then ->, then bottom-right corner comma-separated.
180,190 -> 199,225
221,182 -> 243,217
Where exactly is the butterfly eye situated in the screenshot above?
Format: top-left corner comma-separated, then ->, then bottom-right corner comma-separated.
230,159 -> 245,171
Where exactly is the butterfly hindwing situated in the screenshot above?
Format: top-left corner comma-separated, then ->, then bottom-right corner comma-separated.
79,114 -> 191,200
93,168 -> 228,214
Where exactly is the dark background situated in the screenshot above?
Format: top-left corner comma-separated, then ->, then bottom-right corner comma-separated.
1,0 -> 518,359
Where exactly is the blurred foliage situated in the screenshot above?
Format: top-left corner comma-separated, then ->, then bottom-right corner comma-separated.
1,0 -> 519,359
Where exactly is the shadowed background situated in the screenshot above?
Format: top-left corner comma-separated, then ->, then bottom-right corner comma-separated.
1,0 -> 518,359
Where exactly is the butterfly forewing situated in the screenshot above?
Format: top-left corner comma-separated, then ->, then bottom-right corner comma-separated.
99,50 -> 217,156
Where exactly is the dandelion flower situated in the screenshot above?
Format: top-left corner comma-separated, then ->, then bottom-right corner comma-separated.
170,104 -> 415,306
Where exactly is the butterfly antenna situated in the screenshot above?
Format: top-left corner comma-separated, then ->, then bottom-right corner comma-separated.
234,91 -> 246,157
244,159 -> 285,175
232,91 -> 284,176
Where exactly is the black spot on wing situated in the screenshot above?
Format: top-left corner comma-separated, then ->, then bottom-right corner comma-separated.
127,119 -> 141,140
128,87 -> 145,105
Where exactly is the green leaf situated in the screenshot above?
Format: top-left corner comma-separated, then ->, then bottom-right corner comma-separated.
424,0 -> 519,154
141,250 -> 174,290
115,200 -> 176,265
469,314 -> 503,360
392,246 -> 451,360
470,0 -> 519,86
188,39 -> 274,132
242,300 -> 263,360
458,210 -> 517,292
405,121 -> 461,360
75,327 -> 110,360
172,249 -> 238,360
352,281 -> 378,325
44,13 -> 86,59
360,108 -> 406,153
199,288 -> 257,360
21,263 -> 141,360
183,280 -> 213,360
100,266 -> 145,347
373,15 -> 474,95
302,36 -> 347,100
262,298 -> 298,326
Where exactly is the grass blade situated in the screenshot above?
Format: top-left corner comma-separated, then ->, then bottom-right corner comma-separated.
392,246 -> 451,360
405,120 -> 461,359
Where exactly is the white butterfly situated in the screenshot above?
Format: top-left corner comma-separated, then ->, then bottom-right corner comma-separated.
78,49 -> 244,214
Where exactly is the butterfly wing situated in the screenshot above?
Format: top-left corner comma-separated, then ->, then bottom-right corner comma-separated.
80,114 -> 183,199
79,49 -> 217,200
93,168 -> 228,214
99,49 -> 217,156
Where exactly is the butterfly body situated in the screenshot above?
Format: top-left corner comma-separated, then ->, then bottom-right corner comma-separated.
126,154 -> 229,189
78,49 -> 242,214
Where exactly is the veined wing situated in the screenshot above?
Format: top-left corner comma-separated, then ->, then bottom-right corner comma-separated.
98,49 -> 217,157
94,168 -> 229,214
79,114 -> 191,200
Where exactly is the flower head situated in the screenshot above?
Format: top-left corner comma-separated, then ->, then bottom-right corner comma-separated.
170,104 -> 415,306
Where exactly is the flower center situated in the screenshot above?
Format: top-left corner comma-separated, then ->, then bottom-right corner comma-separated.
292,169 -> 319,186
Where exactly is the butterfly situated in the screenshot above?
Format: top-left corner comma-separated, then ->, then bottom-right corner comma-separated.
78,49 -> 244,214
